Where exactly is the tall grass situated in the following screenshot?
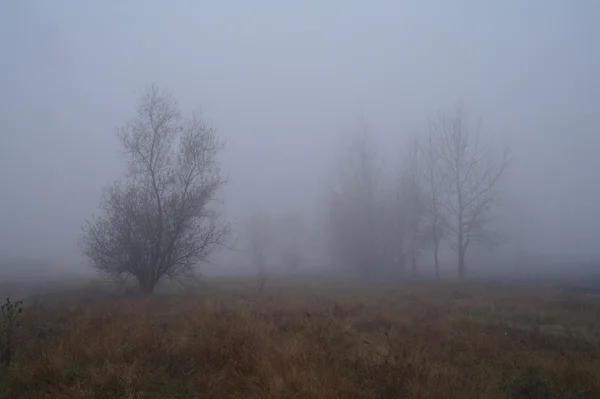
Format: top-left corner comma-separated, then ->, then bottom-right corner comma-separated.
1,278 -> 599,398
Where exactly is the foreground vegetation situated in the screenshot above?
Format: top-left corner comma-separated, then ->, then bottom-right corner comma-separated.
1,277 -> 599,398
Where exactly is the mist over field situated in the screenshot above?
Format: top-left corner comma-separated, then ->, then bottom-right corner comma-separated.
3,4 -> 600,397
1,1 -> 599,283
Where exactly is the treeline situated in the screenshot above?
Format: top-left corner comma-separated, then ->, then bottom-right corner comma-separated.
245,105 -> 509,280
80,85 -> 509,294
327,105 -> 509,280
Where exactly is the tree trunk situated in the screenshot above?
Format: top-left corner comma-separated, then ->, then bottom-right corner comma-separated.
458,247 -> 466,279
258,274 -> 266,293
398,254 -> 406,276
139,276 -> 158,295
433,240 -> 440,279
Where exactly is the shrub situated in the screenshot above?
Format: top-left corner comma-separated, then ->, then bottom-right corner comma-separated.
0,297 -> 23,367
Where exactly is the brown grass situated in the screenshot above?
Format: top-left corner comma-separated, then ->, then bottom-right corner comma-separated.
1,277 -> 600,398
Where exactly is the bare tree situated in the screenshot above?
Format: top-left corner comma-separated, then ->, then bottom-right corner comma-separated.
80,84 -> 229,294
328,125 -> 382,279
395,142 -> 427,276
246,211 -> 272,292
430,104 -> 509,278
376,193 -> 405,276
276,212 -> 306,271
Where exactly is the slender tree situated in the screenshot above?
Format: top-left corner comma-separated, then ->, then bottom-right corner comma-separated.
277,212 -> 306,271
416,132 -> 445,278
246,211 -> 272,292
396,141 -> 427,276
430,104 -> 509,278
328,124 -> 382,279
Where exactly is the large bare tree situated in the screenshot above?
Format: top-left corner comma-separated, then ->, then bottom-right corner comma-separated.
429,104 -> 509,278
80,84 -> 229,293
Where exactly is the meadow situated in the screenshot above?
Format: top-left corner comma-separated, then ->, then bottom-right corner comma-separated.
1,276 -> 599,398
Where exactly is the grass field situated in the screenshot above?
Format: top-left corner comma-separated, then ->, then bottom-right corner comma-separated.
1,277 -> 600,398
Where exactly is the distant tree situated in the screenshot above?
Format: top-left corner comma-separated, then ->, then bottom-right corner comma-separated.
429,104 -> 509,278
376,193 -> 405,276
328,124 -> 432,280
415,132 -> 446,278
395,142 -> 427,276
246,211 -> 272,292
328,125 -> 382,279
276,212 -> 305,271
80,84 -> 229,294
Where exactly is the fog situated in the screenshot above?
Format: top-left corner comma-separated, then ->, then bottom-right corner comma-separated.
1,2 -> 599,280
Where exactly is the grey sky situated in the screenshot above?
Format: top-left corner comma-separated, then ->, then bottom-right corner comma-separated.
1,1 -> 599,263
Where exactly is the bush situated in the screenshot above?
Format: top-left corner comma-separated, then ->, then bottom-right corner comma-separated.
0,297 -> 23,367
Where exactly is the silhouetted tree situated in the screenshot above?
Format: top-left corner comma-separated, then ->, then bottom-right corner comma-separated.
80,84 -> 228,294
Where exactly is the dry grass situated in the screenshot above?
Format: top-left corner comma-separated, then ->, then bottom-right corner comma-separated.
1,277 -> 600,398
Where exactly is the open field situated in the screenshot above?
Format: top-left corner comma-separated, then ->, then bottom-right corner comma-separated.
1,277 -> 600,398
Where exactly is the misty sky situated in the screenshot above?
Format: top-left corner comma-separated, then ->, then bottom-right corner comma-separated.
1,1 -> 599,264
